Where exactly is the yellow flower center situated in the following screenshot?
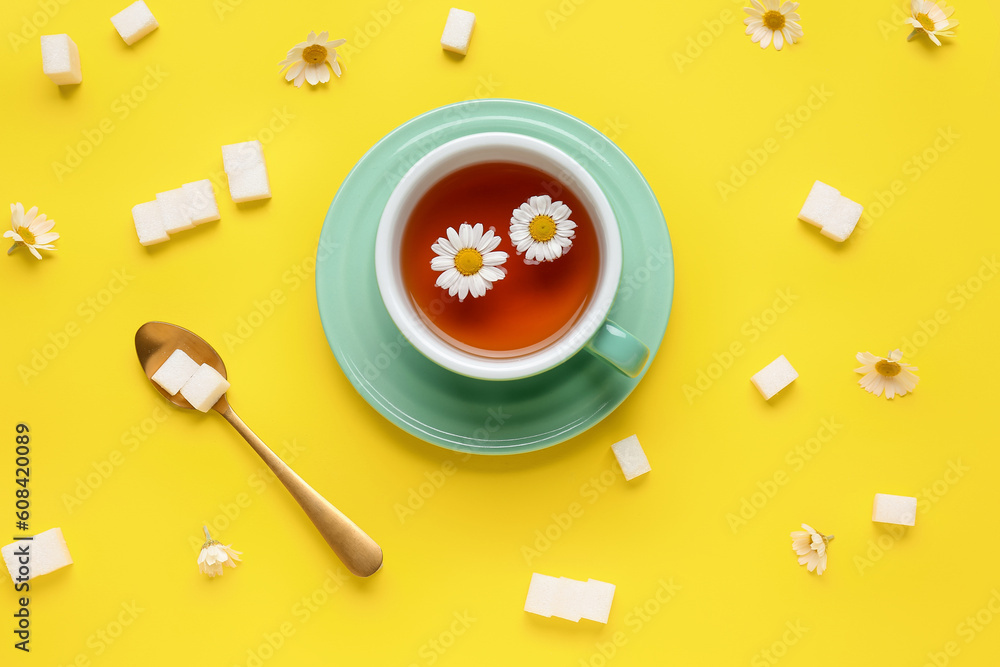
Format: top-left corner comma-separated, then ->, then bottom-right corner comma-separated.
17,227 -> 36,245
875,359 -> 902,377
916,12 -> 937,32
303,44 -> 328,64
454,248 -> 483,276
763,10 -> 786,30
529,215 -> 557,242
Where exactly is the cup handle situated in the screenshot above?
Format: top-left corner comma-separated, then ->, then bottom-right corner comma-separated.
584,319 -> 650,378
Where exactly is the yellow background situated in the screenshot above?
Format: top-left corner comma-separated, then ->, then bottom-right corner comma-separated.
2,0 -> 1000,665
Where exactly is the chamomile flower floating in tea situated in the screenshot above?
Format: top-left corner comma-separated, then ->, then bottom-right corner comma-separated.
431,222 -> 508,301
509,195 -> 576,262
791,524 -> 833,575
855,349 -> 919,399
198,526 -> 242,577
743,0 -> 802,51
5,203 -> 59,260
278,31 -> 346,87
905,0 -> 959,46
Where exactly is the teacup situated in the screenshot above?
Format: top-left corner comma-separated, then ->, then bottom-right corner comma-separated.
375,132 -> 648,380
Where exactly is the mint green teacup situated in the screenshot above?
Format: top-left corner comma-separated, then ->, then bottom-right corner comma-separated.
375,132 -> 649,380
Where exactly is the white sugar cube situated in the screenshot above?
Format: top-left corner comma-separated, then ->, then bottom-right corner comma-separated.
798,180 -> 864,243
580,579 -> 616,624
151,349 -> 200,395
797,181 -> 841,228
441,8 -> 476,55
751,355 -> 798,400
820,199 -> 864,243
222,141 -> 271,203
553,577 -> 590,622
132,201 -> 169,246
156,189 -> 195,233
872,493 -> 917,526
180,363 -> 230,412
222,140 -> 264,173
40,34 -> 82,86
227,164 -> 271,203
181,180 -> 220,224
611,434 -> 651,481
111,1 -> 159,46
524,573 -> 560,618
2,528 -> 73,581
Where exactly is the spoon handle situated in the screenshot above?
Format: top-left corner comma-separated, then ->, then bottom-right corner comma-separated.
220,406 -> 383,577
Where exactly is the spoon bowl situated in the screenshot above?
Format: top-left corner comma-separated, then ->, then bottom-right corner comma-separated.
135,321 -> 383,577
136,321 -> 229,411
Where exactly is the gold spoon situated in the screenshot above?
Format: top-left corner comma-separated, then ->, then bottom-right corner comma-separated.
135,321 -> 383,577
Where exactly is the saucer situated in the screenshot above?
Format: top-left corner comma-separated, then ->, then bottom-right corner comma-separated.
315,99 -> 674,455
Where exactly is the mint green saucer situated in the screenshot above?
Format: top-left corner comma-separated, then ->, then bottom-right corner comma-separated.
315,99 -> 673,454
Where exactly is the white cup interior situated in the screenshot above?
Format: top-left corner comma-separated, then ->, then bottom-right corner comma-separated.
375,132 -> 622,380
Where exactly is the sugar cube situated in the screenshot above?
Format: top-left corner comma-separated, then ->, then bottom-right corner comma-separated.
226,164 -> 271,203
222,141 -> 271,203
553,577 -> 590,622
441,8 -> 476,55
181,180 -> 220,224
111,1 -> 159,46
580,580 -> 616,624
40,34 -> 82,86
524,574 -> 615,624
797,180 -> 864,243
2,528 -> 73,581
524,573 -> 560,617
872,493 -> 917,526
797,181 -> 841,228
820,199 -> 864,243
132,201 -> 169,246
156,189 -> 195,234
180,363 -> 230,412
751,355 -> 798,400
222,140 -> 264,173
151,349 -> 200,395
611,434 -> 651,481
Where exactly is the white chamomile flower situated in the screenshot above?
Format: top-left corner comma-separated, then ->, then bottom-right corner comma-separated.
278,31 -> 346,87
197,526 -> 242,577
855,349 -> 919,399
791,523 -> 833,575
431,222 -> 508,302
5,203 -> 59,260
744,0 -> 803,51
906,0 -> 959,46
509,195 -> 576,263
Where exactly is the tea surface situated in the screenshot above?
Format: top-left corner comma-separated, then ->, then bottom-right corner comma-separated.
400,162 -> 600,357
